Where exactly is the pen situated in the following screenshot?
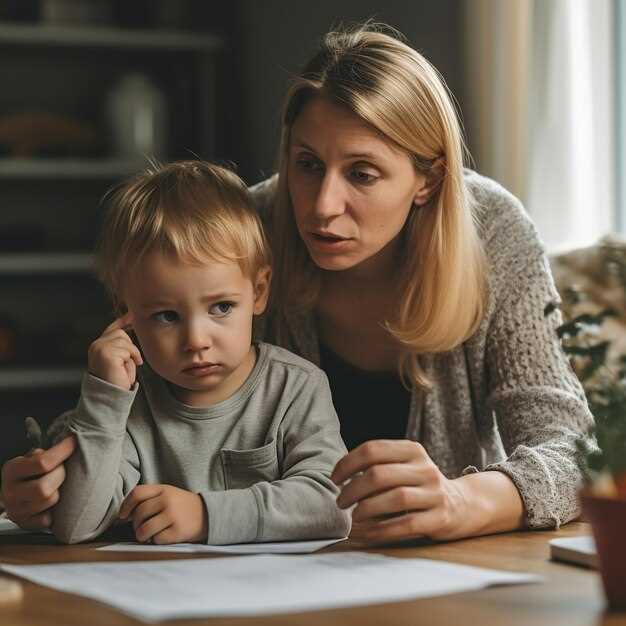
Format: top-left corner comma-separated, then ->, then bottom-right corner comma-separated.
24,416 -> 44,452
0,577 -> 22,606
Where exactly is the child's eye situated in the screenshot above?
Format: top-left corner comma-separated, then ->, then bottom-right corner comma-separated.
210,302 -> 234,317
152,310 -> 179,324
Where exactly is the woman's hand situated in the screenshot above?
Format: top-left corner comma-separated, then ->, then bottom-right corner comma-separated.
1,435 -> 76,529
332,439 -> 525,545
331,440 -> 470,545
118,484 -> 208,544
88,313 -> 142,391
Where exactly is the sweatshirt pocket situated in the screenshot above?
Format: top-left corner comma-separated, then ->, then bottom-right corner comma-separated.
220,441 -> 280,490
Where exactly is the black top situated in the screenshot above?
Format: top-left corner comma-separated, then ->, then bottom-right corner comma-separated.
319,342 -> 411,451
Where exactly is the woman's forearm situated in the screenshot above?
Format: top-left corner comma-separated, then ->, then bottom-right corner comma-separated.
451,471 -> 525,539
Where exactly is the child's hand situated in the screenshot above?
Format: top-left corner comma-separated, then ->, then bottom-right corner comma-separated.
118,484 -> 208,544
88,313 -> 143,390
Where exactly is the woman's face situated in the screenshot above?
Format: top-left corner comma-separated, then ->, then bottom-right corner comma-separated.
288,96 -> 427,275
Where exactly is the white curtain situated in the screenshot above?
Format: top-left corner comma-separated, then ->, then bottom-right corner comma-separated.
462,0 -> 615,252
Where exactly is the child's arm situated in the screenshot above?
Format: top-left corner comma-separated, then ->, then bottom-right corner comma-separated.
50,375 -> 141,544
51,314 -> 143,544
200,369 -> 351,544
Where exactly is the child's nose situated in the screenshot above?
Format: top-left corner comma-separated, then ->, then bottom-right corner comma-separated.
183,322 -> 211,352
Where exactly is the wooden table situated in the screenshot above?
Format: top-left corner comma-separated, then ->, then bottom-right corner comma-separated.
0,522 -> 622,626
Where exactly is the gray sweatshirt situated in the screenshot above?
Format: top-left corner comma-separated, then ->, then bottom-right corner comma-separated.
52,342 -> 351,545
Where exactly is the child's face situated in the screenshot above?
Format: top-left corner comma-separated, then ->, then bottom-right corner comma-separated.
123,251 -> 270,407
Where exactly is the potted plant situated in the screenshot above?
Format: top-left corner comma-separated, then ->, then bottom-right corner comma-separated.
551,239 -> 626,610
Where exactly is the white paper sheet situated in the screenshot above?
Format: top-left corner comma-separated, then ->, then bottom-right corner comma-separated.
0,552 -> 542,622
0,517 -> 24,535
97,537 -> 346,554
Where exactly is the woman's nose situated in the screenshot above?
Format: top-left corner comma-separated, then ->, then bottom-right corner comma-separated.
313,172 -> 346,221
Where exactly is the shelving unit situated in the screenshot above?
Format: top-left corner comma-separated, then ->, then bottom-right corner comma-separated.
0,17 -> 223,418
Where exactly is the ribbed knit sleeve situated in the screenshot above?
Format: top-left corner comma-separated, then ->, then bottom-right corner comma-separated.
52,374 -> 141,544
467,176 -> 594,528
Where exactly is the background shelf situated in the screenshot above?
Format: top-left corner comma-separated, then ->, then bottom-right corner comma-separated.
0,158 -> 145,180
0,253 -> 94,274
0,22 -> 222,51
0,366 -> 83,390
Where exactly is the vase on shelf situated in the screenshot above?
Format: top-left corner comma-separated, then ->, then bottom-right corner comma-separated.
105,73 -> 167,162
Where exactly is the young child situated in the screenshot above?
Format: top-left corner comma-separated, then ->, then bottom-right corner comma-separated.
51,161 -> 351,545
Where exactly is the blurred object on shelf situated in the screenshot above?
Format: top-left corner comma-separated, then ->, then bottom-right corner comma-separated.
105,73 -> 167,160
0,313 -> 107,368
8,331 -> 74,367
0,223 -> 46,251
40,0 -> 112,25
0,314 -> 17,363
0,112 -> 100,158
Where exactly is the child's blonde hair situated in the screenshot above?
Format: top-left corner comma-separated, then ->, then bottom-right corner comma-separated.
272,23 -> 487,388
96,160 -> 271,309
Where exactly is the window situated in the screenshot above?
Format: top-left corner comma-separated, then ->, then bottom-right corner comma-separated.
617,0 -> 626,233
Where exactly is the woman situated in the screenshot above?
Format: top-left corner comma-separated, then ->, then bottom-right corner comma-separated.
1,24 -> 593,544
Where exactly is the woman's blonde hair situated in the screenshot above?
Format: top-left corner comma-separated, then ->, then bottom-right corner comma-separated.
272,23 -> 487,388
96,160 -> 271,310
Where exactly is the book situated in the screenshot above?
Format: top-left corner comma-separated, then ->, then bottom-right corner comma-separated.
549,535 -> 598,568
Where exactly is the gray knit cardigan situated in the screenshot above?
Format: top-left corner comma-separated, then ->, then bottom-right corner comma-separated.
250,169 -> 594,529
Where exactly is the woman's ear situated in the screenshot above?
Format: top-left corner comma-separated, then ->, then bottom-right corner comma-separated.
413,157 -> 445,206
253,266 -> 272,315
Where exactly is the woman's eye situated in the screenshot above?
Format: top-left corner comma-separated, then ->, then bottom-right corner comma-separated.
210,302 -> 233,317
295,155 -> 323,174
350,169 -> 378,184
152,310 -> 179,324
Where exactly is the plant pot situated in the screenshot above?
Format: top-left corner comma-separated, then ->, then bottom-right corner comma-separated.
580,491 -> 626,610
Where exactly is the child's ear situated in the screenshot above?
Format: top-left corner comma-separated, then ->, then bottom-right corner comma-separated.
253,266 -> 272,315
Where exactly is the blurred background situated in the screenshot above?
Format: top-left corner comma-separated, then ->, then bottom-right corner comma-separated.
0,0 -> 624,465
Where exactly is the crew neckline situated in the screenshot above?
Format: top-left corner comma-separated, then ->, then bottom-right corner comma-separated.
140,342 -> 269,420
